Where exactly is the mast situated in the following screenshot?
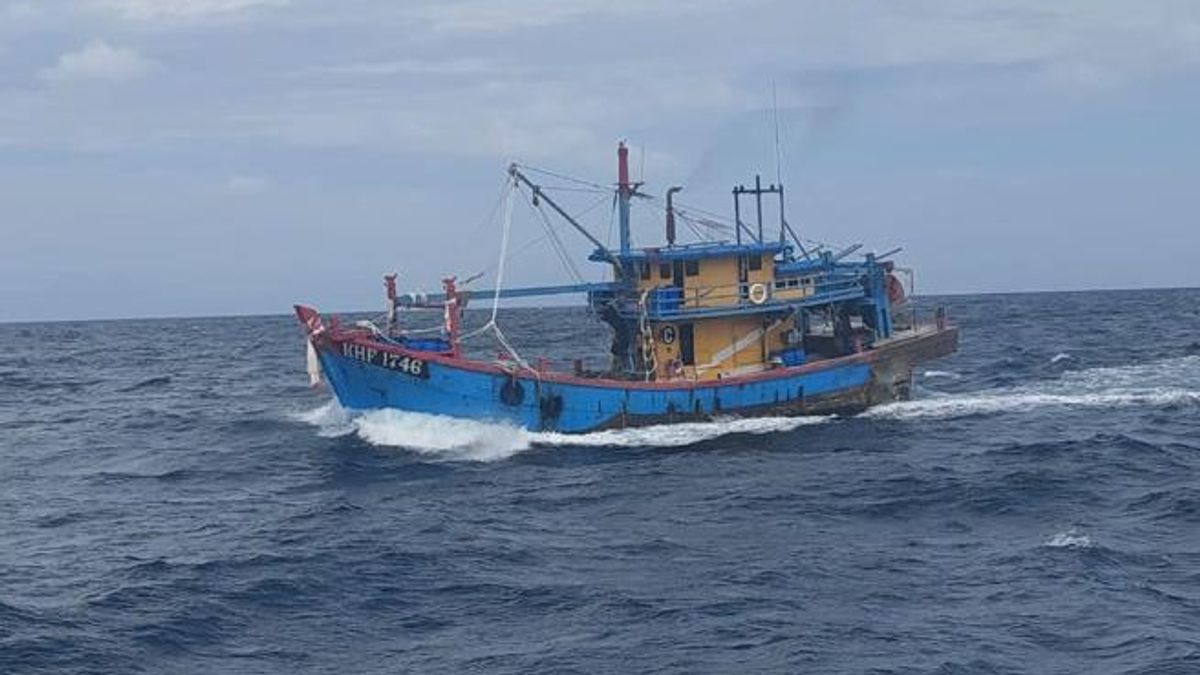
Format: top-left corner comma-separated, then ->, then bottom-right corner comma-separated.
755,173 -> 764,243
732,176 -> 782,245
665,186 -> 682,247
617,142 -> 632,255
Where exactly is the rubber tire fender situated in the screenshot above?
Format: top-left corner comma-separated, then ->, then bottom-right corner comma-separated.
539,394 -> 564,420
499,377 -> 525,406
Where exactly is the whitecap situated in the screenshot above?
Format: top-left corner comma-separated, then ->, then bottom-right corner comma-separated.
290,401 -> 354,437
1050,352 -> 1073,364
1045,530 -> 1093,549
922,370 -> 962,380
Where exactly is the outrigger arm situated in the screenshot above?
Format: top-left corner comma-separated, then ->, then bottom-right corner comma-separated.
413,281 -> 610,305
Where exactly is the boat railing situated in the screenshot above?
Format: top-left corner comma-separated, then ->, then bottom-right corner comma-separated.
634,273 -> 867,319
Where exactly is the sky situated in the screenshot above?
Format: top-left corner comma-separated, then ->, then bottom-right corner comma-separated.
1,0 -> 1199,321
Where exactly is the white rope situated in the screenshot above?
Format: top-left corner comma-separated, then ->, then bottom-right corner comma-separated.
439,176 -> 543,380
493,324 -> 538,376
490,177 -> 516,326
459,179 -> 516,342
458,177 -> 535,381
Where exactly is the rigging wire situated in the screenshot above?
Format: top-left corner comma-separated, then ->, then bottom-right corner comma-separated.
460,189 -> 610,287
523,185 -> 611,194
518,184 -> 585,283
514,163 -> 611,192
489,179 -> 516,326
466,176 -> 515,238
517,161 -> 847,255
772,78 -> 784,188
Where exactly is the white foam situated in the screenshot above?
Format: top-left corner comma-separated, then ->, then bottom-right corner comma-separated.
533,415 -> 832,449
355,409 -> 533,462
294,401 -> 831,461
1045,530 -> 1093,549
289,401 -> 354,437
1050,352 -> 1073,364
922,369 -> 962,380
867,355 -> 1200,421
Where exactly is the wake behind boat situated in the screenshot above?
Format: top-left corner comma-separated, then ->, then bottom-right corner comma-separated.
295,143 -> 958,433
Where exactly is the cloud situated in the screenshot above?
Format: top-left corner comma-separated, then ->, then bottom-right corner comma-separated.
38,40 -> 156,84
4,1 -> 36,20
403,0 -> 758,34
226,174 -> 272,193
97,0 -> 288,21
304,58 -> 498,78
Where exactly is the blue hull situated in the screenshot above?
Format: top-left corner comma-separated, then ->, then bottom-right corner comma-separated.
316,346 -> 873,433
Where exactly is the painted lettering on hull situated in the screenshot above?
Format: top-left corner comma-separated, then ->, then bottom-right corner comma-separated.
341,342 -> 429,379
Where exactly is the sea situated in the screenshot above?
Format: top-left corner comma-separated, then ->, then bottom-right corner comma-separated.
2,288 -> 1198,674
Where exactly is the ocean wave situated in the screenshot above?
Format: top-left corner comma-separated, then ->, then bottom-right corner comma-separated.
120,375 -> 172,392
533,415 -> 832,449
1044,529 -> 1093,549
290,401 -> 355,437
921,369 -> 962,380
294,401 -> 832,461
1127,487 -> 1200,522
354,409 -> 532,462
867,355 -> 1200,421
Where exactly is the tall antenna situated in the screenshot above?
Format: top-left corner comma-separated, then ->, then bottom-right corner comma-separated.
772,79 -> 783,187
771,79 -> 788,246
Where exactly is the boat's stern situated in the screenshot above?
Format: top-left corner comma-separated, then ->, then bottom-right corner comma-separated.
866,318 -> 959,403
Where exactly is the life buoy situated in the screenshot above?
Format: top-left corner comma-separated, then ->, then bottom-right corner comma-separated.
748,282 -> 769,305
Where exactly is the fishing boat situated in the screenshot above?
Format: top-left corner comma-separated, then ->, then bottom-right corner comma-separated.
295,143 -> 958,433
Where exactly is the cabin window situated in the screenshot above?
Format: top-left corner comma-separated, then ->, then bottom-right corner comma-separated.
748,255 -> 763,271
684,260 -> 700,276
640,262 -> 651,280
659,262 -> 672,279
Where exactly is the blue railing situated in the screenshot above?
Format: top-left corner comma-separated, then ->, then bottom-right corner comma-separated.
589,272 -> 870,321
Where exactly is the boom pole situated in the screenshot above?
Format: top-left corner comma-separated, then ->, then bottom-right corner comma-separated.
507,164 -> 624,275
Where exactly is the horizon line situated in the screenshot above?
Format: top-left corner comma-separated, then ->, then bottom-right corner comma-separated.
1,283 -> 1197,326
